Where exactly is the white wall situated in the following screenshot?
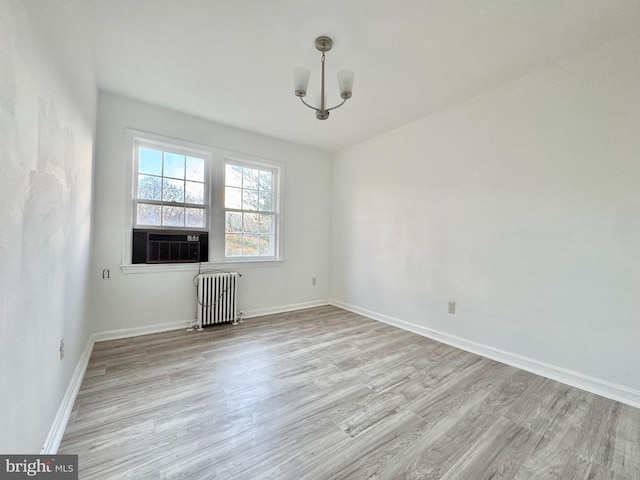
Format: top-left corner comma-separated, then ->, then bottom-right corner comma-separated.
0,0 -> 96,452
90,93 -> 331,334
331,32 -> 640,394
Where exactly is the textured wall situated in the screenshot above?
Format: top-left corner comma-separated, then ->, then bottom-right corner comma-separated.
0,0 -> 96,452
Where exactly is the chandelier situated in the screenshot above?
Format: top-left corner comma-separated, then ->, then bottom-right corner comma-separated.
293,36 -> 354,120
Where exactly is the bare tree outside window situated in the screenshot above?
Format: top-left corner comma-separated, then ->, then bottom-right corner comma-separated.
224,163 -> 276,258
135,146 -> 206,228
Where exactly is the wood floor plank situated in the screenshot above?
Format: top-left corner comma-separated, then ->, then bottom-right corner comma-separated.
58,306 -> 640,479
440,417 -> 541,480
514,387 -> 594,480
587,462 -> 635,480
303,409 -> 431,480
587,400 -> 640,479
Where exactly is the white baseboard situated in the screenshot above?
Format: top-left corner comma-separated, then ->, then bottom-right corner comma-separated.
92,319 -> 194,343
91,300 -> 332,342
330,300 -> 640,409
242,299 -> 331,319
41,336 -> 95,454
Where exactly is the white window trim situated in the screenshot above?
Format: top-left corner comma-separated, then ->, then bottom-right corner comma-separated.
133,137 -> 211,231
121,129 -> 284,273
223,154 -> 284,262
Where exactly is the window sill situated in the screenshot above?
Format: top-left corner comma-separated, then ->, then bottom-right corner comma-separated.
120,259 -> 284,274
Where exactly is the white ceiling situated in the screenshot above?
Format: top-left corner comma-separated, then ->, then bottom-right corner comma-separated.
62,0 -> 640,152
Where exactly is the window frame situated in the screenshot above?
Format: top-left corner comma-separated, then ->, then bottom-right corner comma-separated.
121,129 -> 284,272
132,138 -> 210,231
223,155 -> 282,262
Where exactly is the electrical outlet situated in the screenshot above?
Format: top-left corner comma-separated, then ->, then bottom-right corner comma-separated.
448,302 -> 456,315
59,338 -> 65,360
312,277 -> 317,286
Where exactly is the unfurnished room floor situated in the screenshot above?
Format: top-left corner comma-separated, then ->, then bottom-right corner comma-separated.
58,306 -> 640,479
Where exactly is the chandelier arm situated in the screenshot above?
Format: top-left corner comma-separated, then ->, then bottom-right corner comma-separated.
298,96 -> 320,111
326,98 -> 348,112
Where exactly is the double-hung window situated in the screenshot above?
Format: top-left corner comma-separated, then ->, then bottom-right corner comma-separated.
134,143 -> 208,229
224,160 -> 279,259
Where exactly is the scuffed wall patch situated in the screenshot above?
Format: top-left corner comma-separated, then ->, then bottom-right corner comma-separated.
0,0 -> 96,454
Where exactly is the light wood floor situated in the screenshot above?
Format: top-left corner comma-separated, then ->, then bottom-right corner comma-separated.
59,306 -> 640,479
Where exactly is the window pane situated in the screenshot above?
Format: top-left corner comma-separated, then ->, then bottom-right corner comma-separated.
186,156 -> 205,182
223,161 -> 278,259
137,203 -> 161,225
163,178 -> 185,202
225,186 -> 242,209
164,152 -> 185,179
259,191 -> 272,211
243,167 -> 259,190
139,148 -> 163,175
225,164 -> 242,187
243,189 -> 259,210
259,235 -> 274,256
162,205 -> 184,226
185,207 -> 205,228
225,212 -> 242,233
138,175 -> 162,200
259,171 -> 273,191
259,214 -> 274,234
243,213 -> 260,234
185,181 -> 204,204
225,234 -> 243,256
242,235 -> 259,256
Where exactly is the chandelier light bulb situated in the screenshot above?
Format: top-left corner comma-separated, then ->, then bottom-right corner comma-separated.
337,69 -> 354,99
293,67 -> 310,97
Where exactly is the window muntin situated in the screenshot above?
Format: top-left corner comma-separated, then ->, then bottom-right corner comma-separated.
134,144 -> 207,229
125,130 -> 283,269
224,162 -> 277,258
